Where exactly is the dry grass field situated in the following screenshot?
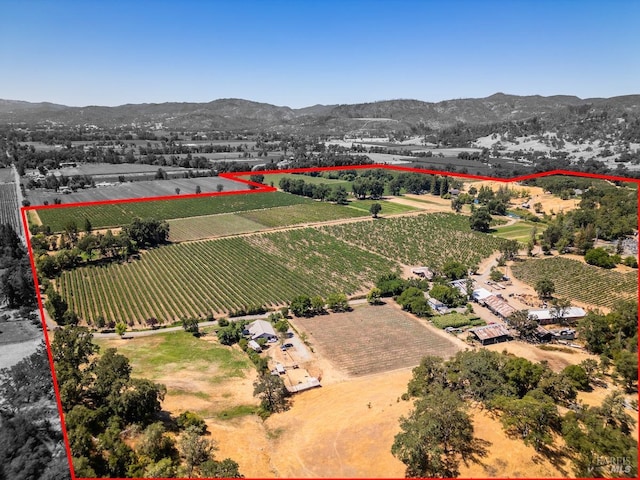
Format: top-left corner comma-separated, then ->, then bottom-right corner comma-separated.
0,314 -> 43,369
293,303 -> 464,377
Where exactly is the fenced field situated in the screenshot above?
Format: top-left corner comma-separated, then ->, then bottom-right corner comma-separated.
34,191 -> 310,232
58,229 -> 398,324
511,256 -> 637,309
294,304 -> 462,376
322,212 -> 506,270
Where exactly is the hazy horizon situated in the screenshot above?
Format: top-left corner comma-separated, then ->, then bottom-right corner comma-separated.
3,91 -> 640,111
2,0 -> 639,108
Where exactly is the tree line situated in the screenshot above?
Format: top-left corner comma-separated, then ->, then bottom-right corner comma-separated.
51,327 -> 243,478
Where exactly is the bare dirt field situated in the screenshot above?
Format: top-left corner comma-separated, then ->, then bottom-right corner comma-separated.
292,303 -> 464,377
459,407 -> 572,478
464,180 -> 580,215
486,340 -> 595,372
216,367 -> 575,478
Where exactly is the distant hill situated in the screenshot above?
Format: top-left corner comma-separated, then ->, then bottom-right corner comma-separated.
1,93 -> 639,132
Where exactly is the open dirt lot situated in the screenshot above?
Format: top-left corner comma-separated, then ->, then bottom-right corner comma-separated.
465,180 -> 580,215
214,367 -> 574,478
292,303 -> 464,378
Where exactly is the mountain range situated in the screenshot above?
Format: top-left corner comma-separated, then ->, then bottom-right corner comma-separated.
1,93 -> 639,133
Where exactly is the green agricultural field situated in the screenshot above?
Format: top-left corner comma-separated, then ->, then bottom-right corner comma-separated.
58,229 -> 398,324
493,220 -> 546,242
168,214 -> 266,242
344,199 -> 419,215
168,202 -> 370,242
431,313 -> 485,329
34,191 -> 311,232
322,212 -> 506,271
238,202 -> 369,227
511,256 -> 637,309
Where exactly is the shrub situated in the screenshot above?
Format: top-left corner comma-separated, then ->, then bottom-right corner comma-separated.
585,247 -> 616,269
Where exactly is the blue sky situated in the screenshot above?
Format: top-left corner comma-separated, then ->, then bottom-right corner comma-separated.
1,0 -> 638,107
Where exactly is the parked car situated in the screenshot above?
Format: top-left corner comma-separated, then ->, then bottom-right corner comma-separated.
283,343 -> 294,348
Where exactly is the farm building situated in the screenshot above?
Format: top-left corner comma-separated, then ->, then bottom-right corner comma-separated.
471,288 -> 492,302
535,326 -> 553,343
246,320 -> 278,342
426,296 -> 448,313
248,340 -> 262,352
450,279 -> 471,296
476,293 -> 516,319
412,266 -> 434,279
527,307 -> 586,325
469,324 -> 512,345
287,377 -> 321,393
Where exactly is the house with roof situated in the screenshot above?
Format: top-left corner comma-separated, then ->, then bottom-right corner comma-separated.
246,319 -> 278,342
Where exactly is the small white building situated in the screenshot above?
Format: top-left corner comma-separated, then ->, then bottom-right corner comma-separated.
247,340 -> 262,352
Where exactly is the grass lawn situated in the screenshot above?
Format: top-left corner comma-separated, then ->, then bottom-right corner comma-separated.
493,220 -> 546,242
95,330 -> 251,383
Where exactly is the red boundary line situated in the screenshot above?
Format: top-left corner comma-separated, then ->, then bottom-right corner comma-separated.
20,164 -> 640,480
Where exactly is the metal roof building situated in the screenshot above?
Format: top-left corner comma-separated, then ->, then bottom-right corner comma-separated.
469,324 -> 512,345
528,307 -> 586,325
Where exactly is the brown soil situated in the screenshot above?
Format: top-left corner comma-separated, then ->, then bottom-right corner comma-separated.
486,341 -> 595,372
459,407 -> 572,478
464,181 -> 580,216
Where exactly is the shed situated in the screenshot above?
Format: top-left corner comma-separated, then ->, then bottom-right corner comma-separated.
412,267 -> 434,279
535,326 -> 553,343
287,377 -> 321,393
481,295 -> 516,319
469,324 -> 512,345
427,297 -> 448,313
450,279 -> 471,296
472,288 -> 492,302
247,340 -> 262,352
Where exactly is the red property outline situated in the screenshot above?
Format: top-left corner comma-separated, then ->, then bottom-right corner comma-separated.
20,164 -> 640,480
